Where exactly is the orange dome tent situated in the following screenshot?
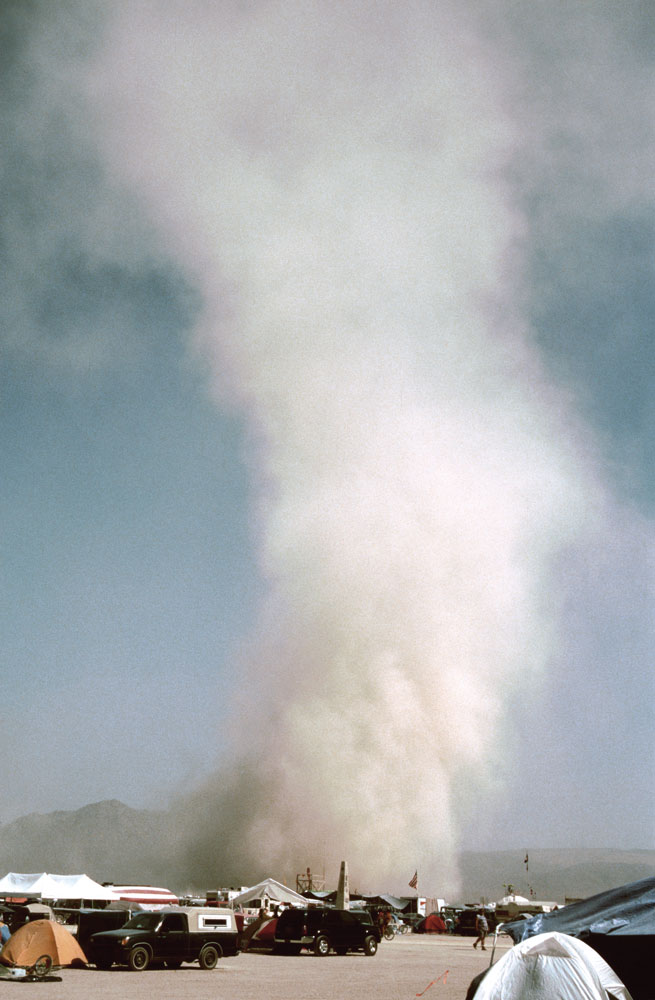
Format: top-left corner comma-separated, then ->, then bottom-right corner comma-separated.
0,920 -> 87,968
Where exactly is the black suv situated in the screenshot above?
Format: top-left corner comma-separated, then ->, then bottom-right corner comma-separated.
273,907 -> 380,956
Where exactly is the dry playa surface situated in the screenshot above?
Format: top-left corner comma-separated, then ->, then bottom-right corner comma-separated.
12,934 -> 513,1000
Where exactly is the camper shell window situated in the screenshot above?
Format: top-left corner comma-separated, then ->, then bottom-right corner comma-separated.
198,915 -> 229,929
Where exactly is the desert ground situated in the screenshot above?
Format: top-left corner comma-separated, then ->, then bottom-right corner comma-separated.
10,933 -> 513,1000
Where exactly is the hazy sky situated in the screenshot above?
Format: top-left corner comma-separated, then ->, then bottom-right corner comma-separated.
1,0 -> 653,889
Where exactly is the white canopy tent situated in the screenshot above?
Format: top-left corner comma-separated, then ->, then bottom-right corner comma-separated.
0,872 -> 119,901
230,878 -> 307,910
495,894 -> 530,907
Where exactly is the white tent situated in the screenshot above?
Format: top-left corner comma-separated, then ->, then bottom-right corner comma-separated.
0,872 -> 118,901
47,874 -> 119,901
473,932 -> 632,1000
230,878 -> 307,910
0,873 -> 62,897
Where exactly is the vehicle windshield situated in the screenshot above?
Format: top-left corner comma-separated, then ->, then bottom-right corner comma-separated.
123,913 -> 161,931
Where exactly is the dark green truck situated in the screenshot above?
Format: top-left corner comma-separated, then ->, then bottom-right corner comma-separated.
89,906 -> 239,970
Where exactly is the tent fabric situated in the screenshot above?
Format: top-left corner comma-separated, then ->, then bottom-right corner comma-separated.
108,885 -> 178,907
240,915 -> 278,949
0,874 -> 62,898
471,932 -> 632,1000
420,913 -> 447,933
0,872 -> 118,902
46,874 -> 119,901
0,920 -> 87,968
231,879 -> 307,909
362,893 -> 410,911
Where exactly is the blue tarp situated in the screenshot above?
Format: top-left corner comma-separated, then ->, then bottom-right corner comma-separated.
502,876 -> 655,942
501,877 -> 655,1000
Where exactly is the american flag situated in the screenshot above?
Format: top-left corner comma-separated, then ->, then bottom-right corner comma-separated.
409,871 -> 418,889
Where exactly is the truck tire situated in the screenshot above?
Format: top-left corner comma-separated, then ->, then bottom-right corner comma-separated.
128,945 -> 150,971
314,934 -> 330,956
199,944 -> 221,969
364,935 -> 378,956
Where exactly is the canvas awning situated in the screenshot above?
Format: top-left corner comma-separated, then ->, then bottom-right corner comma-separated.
0,872 -> 119,901
108,885 -> 179,908
231,878 -> 307,908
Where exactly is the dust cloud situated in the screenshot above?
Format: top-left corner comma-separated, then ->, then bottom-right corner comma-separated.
30,1 -> 637,892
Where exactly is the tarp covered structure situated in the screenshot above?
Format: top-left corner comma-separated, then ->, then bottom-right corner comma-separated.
501,877 -> 655,1000
0,872 -> 118,902
302,890 -> 411,911
0,919 -> 87,968
231,878 -> 307,909
469,932 -> 632,1000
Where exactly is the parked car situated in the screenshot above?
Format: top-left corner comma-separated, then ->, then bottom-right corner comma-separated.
76,907 -> 133,958
88,906 -> 239,970
455,908 -> 496,936
455,908 -> 479,935
273,907 -> 380,956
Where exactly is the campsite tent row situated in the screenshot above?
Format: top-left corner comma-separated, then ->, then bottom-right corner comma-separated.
0,873 -> 117,902
0,874 -> 178,908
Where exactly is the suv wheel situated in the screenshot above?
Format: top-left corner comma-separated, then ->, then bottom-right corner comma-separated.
128,946 -> 150,971
364,935 -> 378,956
314,934 -> 331,957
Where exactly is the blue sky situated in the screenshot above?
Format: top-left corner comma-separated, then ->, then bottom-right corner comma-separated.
1,0 -> 653,885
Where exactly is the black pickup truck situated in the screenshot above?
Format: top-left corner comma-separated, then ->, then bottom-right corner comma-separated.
89,907 -> 239,970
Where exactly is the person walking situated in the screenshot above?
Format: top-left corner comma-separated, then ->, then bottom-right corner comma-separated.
473,910 -> 488,950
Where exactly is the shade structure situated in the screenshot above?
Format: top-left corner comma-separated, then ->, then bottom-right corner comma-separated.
46,874 -> 119,901
0,920 -> 87,968
230,878 -> 307,909
0,873 -> 62,898
0,872 -> 119,902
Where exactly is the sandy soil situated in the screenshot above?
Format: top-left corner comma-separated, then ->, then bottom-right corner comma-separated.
10,933 -> 512,1000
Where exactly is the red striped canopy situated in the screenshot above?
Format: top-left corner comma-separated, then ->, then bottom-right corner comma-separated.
109,885 -> 179,908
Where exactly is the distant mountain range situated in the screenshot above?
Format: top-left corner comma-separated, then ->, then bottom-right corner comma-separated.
0,800 -> 652,903
455,847 -> 654,905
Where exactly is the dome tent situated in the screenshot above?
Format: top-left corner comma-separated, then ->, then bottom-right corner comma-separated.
469,932 -> 631,1000
1,920 -> 87,968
